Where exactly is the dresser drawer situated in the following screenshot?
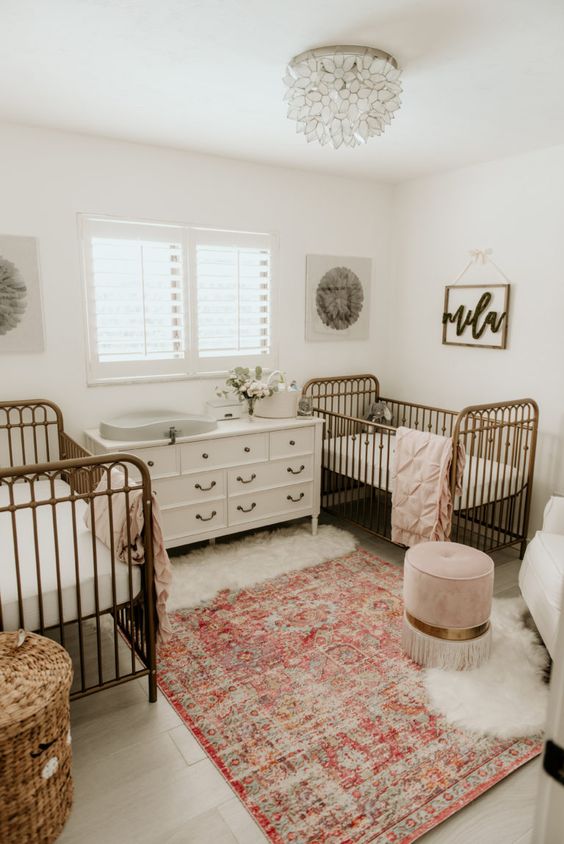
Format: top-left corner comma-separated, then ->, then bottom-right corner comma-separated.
180,433 -> 268,473
269,427 -> 314,459
227,455 -> 314,495
153,469 -> 224,507
119,445 -> 179,480
160,500 -> 227,540
228,482 -> 313,526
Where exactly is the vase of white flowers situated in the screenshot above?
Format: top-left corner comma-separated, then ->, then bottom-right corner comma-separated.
217,366 -> 277,419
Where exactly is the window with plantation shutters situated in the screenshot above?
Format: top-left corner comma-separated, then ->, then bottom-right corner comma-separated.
80,216 -> 275,383
192,230 -> 273,371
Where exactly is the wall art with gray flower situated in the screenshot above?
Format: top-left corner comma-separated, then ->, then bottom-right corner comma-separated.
305,254 -> 371,341
0,235 -> 44,352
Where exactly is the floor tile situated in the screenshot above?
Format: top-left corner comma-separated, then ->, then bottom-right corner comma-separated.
60,757 -> 235,843
219,797 -> 269,844
419,759 -> 540,843
168,723 -> 207,766
513,829 -> 533,844
494,558 -> 522,594
69,682 -> 182,759
164,808 -> 238,844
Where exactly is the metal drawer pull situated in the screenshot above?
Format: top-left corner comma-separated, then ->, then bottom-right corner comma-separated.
196,510 -> 216,522
244,446 -> 251,453
287,493 -> 305,503
237,502 -> 257,513
202,453 -> 209,459
147,460 -> 155,467
195,480 -> 216,491
289,440 -> 296,446
236,473 -> 256,484
287,465 -> 305,475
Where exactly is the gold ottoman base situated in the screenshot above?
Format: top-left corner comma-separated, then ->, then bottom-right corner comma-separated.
402,612 -> 492,670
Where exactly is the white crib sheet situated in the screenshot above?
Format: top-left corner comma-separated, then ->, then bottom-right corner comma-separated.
323,434 -> 523,510
0,478 -> 141,631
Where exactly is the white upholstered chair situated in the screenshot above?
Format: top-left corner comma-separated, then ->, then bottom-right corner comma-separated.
519,495 -> 564,658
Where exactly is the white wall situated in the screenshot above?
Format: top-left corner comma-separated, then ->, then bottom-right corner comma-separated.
390,144 -> 564,532
0,123 -> 392,440
3,123 -> 562,534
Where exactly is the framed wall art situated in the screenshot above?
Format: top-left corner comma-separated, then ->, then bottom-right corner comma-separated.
442,283 -> 510,350
305,253 -> 371,342
0,234 -> 44,353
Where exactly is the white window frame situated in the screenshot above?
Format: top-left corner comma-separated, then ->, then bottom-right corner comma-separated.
79,214 -> 278,386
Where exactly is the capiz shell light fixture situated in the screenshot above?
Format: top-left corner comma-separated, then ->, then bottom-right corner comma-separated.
283,45 -> 402,149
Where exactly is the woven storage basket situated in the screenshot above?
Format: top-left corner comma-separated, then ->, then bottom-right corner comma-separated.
253,372 -> 301,419
0,631 -> 73,844
253,390 -> 300,418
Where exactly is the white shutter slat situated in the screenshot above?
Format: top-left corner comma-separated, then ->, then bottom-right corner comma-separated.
195,243 -> 271,360
88,230 -> 186,365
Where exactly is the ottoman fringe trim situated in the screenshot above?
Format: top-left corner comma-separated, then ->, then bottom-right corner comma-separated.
402,614 -> 492,670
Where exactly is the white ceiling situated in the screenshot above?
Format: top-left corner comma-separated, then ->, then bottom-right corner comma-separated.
2,0 -> 564,182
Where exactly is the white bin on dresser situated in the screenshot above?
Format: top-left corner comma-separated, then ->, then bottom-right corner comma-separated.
85,417 -> 324,548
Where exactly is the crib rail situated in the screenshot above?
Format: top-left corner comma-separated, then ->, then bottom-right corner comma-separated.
303,374 -> 380,418
378,396 -> 458,437
59,431 -> 103,493
313,407 -> 396,538
0,399 -> 64,467
0,452 -> 157,702
451,399 -> 538,555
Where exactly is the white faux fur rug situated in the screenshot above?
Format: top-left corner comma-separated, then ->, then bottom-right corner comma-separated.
168,524 -> 357,611
424,597 -> 550,739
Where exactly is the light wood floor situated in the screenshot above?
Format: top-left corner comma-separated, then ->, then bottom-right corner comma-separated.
58,519 -> 539,844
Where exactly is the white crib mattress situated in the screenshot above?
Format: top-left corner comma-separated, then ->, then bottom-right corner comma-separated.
323,434 -> 523,510
0,478 -> 141,631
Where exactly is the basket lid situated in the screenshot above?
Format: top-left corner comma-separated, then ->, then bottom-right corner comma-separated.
0,631 -> 73,726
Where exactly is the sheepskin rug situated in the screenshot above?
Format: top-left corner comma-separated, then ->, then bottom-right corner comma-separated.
424,596 -> 550,739
168,523 -> 357,610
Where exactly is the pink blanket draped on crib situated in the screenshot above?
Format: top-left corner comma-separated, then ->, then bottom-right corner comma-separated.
84,468 -> 172,644
391,427 -> 465,547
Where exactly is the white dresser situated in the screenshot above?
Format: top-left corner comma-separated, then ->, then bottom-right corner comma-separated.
85,417 -> 324,548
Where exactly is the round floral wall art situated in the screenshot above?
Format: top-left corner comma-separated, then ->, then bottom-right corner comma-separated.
0,256 -> 27,336
305,253 -> 371,342
316,266 -> 364,330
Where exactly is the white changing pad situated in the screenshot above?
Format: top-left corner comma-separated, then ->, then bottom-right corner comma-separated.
0,478 -> 141,631
323,433 -> 523,510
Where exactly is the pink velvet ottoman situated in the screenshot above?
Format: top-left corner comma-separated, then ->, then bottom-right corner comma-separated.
402,541 -> 494,670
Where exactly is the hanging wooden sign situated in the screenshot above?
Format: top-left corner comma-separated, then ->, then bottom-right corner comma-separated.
442,283 -> 510,349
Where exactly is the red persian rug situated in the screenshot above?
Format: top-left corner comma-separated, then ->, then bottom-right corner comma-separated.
158,548 -> 541,844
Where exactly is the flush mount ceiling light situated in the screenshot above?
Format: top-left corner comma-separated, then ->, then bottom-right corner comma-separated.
283,45 -> 402,149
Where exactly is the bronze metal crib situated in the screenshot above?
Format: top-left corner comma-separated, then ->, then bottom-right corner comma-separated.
0,399 -> 157,701
303,375 -> 538,557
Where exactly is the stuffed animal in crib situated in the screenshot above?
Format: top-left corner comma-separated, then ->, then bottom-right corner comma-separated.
364,401 -> 394,425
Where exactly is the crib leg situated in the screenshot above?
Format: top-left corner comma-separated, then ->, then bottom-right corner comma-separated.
311,515 -> 318,537
149,671 -> 157,703
519,538 -> 528,560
